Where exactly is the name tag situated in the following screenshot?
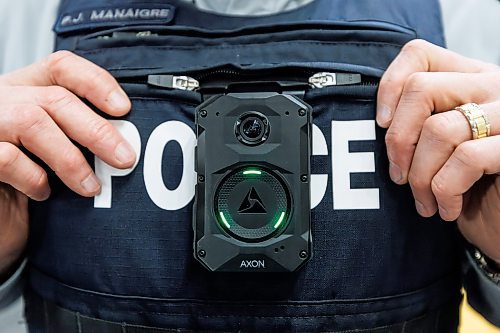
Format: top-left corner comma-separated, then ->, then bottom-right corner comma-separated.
54,4 -> 175,33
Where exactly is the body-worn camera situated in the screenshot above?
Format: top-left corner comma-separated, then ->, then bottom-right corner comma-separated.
193,91 -> 312,272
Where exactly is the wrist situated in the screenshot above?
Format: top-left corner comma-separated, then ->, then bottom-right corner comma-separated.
0,255 -> 23,285
0,241 -> 26,283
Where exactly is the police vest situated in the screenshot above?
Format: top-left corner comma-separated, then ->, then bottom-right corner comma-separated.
27,0 -> 463,331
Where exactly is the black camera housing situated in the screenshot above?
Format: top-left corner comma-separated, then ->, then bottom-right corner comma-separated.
193,92 -> 312,272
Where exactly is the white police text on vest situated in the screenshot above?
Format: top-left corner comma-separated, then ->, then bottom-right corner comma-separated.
94,119 -> 379,211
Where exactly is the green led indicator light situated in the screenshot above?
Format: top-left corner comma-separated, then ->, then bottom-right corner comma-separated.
273,212 -> 286,229
219,212 -> 231,229
243,169 -> 262,176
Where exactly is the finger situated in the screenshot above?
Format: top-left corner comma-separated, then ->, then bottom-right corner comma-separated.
384,71 -> 500,184
457,175 -> 500,262
0,86 -> 136,168
0,50 -> 131,116
431,136 -> 500,221
0,142 -> 50,201
0,104 -> 100,197
377,39 -> 500,127
409,102 -> 500,217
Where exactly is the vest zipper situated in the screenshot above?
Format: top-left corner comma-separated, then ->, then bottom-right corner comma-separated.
308,72 -> 362,88
144,71 -> 368,91
97,31 -> 159,39
147,75 -> 200,91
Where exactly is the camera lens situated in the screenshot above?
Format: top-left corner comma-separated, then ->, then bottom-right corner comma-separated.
236,112 -> 269,145
241,117 -> 263,140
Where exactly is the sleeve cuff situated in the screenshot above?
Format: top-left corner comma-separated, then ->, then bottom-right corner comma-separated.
464,249 -> 500,327
0,259 -> 25,307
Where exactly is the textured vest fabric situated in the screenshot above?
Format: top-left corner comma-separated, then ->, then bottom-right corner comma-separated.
27,0 -> 462,331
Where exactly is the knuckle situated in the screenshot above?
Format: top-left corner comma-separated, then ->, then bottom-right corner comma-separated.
385,129 -> 408,156
480,72 -> 500,97
59,148 -> 86,174
402,39 -> 429,55
453,142 -> 480,167
421,114 -> 454,144
68,66 -> 114,102
90,66 -> 109,82
83,67 -> 115,97
0,143 -> 19,171
39,86 -> 73,108
88,118 -> 115,145
408,171 -> 427,191
404,72 -> 429,93
379,75 -> 396,92
385,129 -> 400,147
26,169 -> 47,193
431,174 -> 448,198
46,50 -> 75,74
13,105 -> 47,132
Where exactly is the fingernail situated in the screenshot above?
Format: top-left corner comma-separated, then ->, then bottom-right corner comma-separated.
378,104 -> 392,125
114,142 -> 136,165
107,90 -> 129,111
40,187 -> 51,201
81,173 -> 100,194
389,162 -> 403,183
32,187 -> 51,201
415,200 -> 427,216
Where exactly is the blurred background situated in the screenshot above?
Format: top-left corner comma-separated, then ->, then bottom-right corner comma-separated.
461,293 -> 500,333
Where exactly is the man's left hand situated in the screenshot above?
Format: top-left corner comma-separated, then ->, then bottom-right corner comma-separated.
377,39 -> 500,264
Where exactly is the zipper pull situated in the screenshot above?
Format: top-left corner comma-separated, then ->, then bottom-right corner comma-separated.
136,31 -> 155,37
308,72 -> 362,88
147,75 -> 200,91
101,31 -> 158,39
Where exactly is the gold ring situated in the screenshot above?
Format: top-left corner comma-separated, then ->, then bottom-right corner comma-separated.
455,103 -> 491,140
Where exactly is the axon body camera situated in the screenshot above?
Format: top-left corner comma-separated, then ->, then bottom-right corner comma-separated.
193,92 -> 312,272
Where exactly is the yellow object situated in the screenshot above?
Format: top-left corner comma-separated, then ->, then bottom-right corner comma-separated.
455,103 -> 491,140
460,292 -> 500,333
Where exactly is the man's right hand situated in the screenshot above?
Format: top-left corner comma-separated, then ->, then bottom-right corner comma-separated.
0,50 -> 136,277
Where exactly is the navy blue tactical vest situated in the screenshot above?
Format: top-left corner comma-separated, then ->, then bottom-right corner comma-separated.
27,0 -> 463,331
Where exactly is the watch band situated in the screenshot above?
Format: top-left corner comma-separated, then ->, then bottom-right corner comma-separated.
472,248 -> 500,285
